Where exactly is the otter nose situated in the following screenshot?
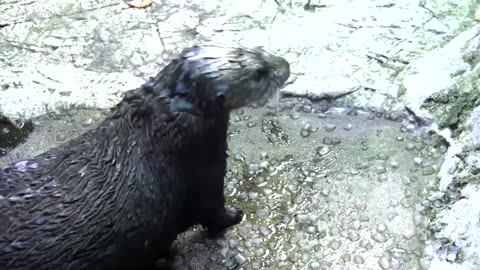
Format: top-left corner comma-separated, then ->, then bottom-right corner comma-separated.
273,56 -> 290,86
279,57 -> 290,83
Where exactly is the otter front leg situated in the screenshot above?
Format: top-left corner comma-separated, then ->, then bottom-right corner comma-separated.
191,163 -> 244,238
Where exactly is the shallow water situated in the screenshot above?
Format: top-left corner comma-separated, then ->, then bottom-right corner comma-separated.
0,100 -> 446,270
214,104 -> 446,270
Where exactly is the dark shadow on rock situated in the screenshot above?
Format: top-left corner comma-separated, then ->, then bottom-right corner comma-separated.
0,118 -> 33,157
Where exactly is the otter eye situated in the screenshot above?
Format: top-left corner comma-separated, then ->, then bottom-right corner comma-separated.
253,68 -> 268,82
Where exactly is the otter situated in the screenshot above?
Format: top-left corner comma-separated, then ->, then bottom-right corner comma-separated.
0,43 -> 290,270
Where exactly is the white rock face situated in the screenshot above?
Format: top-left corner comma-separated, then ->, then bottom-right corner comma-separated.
0,0 -> 475,122
196,0 -> 454,103
401,24 -> 480,123
0,65 -> 144,125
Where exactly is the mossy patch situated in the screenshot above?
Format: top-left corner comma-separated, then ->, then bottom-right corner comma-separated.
423,73 -> 480,132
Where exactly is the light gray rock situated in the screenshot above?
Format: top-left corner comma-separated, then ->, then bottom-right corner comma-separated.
401,24 -> 480,124
403,24 -> 480,270
427,185 -> 480,270
195,0 -> 459,106
470,106 -> 480,144
1,0 -> 475,121
0,64 -> 144,125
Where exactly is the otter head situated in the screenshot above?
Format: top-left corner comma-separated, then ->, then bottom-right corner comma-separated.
145,43 -> 290,115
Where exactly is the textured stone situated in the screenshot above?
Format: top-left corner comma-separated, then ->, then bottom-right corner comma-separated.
0,64 -> 144,124
401,24 -> 480,124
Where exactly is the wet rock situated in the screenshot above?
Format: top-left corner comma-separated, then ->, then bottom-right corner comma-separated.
0,65 -> 144,124
401,24 -> 480,125
428,185 -> 480,270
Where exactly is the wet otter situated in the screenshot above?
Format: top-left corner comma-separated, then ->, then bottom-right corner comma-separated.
0,43 -> 290,270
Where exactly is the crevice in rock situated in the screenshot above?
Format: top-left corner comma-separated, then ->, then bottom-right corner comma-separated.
0,119 -> 34,157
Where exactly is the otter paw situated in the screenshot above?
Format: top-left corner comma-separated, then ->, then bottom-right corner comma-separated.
206,206 -> 244,238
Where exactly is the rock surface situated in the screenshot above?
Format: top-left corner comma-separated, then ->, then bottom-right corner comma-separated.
1,0 -> 480,269
401,24 -> 480,126
402,20 -> 480,270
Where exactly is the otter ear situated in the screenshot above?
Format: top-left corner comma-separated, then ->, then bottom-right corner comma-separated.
253,67 -> 269,82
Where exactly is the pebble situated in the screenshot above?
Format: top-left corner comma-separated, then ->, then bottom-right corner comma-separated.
390,161 -> 399,169
316,146 -> 330,156
353,255 -> 365,264
325,124 -> 336,132
310,261 -> 320,269
376,223 -> 388,233
296,214 -> 310,224
234,253 -> 249,265
378,256 -> 391,269
371,232 -> 387,243
422,166 -> 436,175
347,230 -> 361,241
348,219 -> 359,229
229,239 -> 240,248
328,239 -> 341,250
300,129 -> 310,138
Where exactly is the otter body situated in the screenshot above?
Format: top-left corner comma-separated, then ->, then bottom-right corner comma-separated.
0,43 -> 290,270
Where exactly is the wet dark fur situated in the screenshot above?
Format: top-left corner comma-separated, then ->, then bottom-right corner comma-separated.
0,44 -> 290,270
